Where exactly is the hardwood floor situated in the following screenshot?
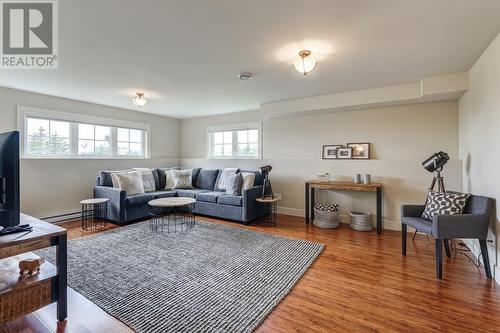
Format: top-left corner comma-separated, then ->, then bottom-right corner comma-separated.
1,215 -> 499,333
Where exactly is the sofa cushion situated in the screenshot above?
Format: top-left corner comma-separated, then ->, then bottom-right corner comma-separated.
402,217 -> 433,234
176,189 -> 210,199
218,195 -> 243,207
197,191 -> 224,203
154,190 -> 178,199
99,169 -> 132,187
196,169 -> 220,190
239,170 -> 263,186
126,193 -> 155,206
191,168 -> 202,187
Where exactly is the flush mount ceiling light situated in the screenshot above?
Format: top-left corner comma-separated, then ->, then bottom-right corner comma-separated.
132,92 -> 148,107
238,72 -> 253,80
293,50 -> 317,75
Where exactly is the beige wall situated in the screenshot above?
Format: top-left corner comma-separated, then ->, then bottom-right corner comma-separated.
0,86 -> 180,218
181,101 -> 462,230
459,33 -> 500,281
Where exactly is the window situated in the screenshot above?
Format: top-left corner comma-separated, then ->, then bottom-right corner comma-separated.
207,122 -> 262,159
18,106 -> 150,159
26,118 -> 70,156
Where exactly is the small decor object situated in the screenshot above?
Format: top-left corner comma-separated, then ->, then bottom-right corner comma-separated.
347,143 -> 370,159
313,203 -> 340,229
259,165 -> 274,199
349,211 -> 372,231
336,147 -> 353,159
19,258 -> 45,277
322,145 -> 342,159
421,191 -> 470,221
354,174 -> 361,184
363,174 -> 371,184
317,172 -> 331,182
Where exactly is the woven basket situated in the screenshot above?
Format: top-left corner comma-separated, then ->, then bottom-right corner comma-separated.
313,209 -> 339,229
349,211 -> 372,231
0,280 -> 52,324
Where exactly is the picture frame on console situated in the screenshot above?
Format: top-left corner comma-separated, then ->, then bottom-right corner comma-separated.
347,143 -> 370,159
322,145 -> 343,159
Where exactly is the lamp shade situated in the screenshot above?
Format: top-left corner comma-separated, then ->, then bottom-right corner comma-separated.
293,50 -> 317,75
422,151 -> 449,172
133,93 -> 148,107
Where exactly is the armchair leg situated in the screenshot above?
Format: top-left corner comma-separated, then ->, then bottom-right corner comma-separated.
402,224 -> 407,256
444,239 -> 451,258
435,239 -> 443,279
479,240 -> 492,279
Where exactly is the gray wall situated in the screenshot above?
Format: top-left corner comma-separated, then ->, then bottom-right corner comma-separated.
180,101 -> 462,230
0,86 -> 180,218
459,33 -> 500,281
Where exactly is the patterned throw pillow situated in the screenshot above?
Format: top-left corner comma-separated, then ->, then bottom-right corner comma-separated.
226,173 -> 243,196
421,191 -> 470,221
171,169 -> 194,189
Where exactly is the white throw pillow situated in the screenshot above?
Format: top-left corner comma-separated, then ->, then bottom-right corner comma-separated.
171,169 -> 194,189
164,169 -> 175,190
111,171 -> 133,188
115,171 -> 145,195
241,172 -> 255,191
133,168 -> 156,192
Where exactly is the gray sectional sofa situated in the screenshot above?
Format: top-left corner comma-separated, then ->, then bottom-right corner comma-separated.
94,168 -> 269,224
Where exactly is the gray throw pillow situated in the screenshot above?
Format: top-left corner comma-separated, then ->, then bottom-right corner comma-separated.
171,169 -> 194,189
226,173 -> 243,196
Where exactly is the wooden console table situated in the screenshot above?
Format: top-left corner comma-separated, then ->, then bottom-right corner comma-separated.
0,214 -> 67,324
305,181 -> 383,234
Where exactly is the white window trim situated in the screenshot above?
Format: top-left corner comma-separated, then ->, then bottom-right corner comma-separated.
206,121 -> 263,159
17,106 -> 151,159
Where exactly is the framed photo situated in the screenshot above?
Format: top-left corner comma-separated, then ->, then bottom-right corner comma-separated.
322,145 -> 343,159
347,143 -> 370,159
337,147 -> 353,159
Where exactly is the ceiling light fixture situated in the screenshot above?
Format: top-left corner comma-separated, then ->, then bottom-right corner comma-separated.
238,72 -> 253,80
293,50 -> 317,75
132,92 -> 148,107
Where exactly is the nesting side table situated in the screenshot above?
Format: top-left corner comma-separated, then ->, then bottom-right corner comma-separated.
80,198 -> 108,230
255,197 -> 280,226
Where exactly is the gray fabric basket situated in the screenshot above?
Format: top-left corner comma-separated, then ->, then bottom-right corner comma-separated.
349,211 -> 372,231
313,209 -> 339,229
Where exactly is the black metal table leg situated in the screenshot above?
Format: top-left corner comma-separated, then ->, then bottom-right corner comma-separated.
376,187 -> 382,234
305,183 -> 310,224
56,234 -> 67,322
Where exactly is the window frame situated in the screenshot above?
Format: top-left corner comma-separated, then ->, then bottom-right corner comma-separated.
17,106 -> 151,159
206,122 -> 262,159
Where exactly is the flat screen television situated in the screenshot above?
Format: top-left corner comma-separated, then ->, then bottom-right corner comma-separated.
0,131 -> 20,228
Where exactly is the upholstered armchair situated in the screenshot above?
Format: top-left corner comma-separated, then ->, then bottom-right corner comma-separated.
401,194 -> 494,279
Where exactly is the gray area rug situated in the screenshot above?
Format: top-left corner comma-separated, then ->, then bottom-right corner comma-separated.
39,220 -> 324,333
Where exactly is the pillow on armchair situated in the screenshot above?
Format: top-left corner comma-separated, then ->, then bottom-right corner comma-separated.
421,191 -> 470,221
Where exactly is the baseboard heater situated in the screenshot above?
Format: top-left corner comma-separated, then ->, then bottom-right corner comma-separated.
41,211 -> 80,224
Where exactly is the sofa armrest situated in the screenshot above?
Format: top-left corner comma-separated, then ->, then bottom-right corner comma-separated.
94,186 -> 126,223
432,214 -> 489,239
401,204 -> 425,218
242,185 -> 268,223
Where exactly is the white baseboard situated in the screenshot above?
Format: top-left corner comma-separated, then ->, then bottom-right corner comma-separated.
277,206 -> 401,231
42,211 -> 81,224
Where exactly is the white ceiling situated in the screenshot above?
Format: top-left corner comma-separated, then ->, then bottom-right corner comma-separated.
1,0 -> 500,119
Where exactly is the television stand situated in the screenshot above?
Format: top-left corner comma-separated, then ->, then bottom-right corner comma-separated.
0,214 -> 67,324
